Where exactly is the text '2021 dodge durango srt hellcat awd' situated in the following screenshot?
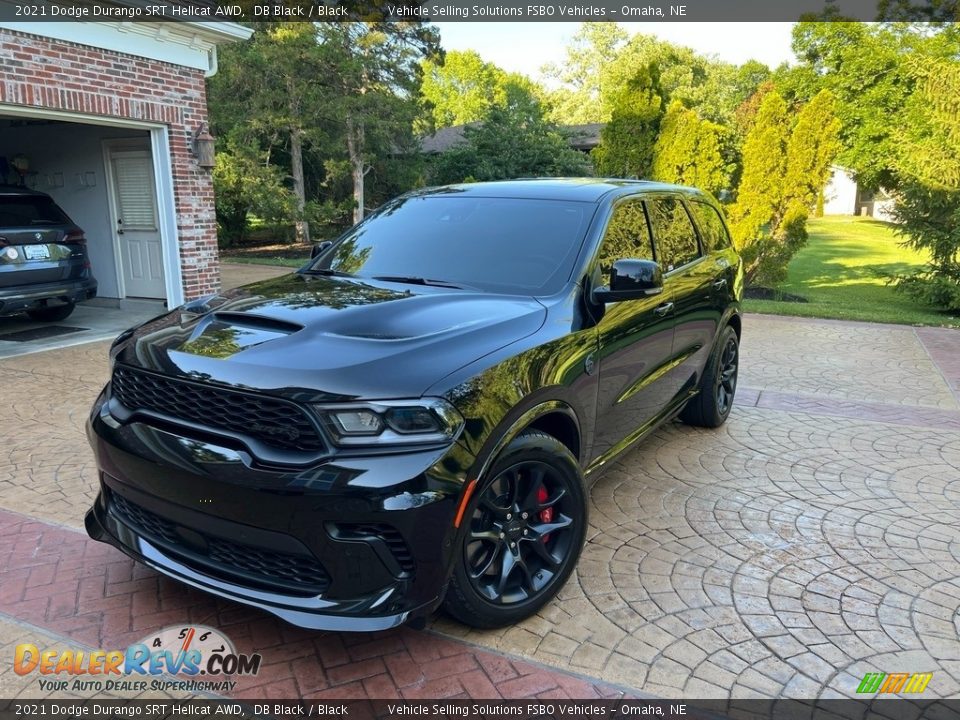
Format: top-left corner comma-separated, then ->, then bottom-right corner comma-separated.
85,179 -> 743,631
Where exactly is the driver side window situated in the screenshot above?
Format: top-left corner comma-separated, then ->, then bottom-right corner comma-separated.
597,200 -> 654,276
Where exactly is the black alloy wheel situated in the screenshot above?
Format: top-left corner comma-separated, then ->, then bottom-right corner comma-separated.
715,334 -> 739,415
465,459 -> 575,605
444,430 -> 587,628
680,324 -> 740,428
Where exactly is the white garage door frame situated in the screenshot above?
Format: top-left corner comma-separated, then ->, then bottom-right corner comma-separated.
0,103 -> 185,308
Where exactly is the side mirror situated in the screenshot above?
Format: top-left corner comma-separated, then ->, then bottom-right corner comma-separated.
593,259 -> 663,303
311,240 -> 332,259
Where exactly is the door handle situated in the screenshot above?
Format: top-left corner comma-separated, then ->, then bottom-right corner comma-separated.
117,219 -> 124,235
713,278 -> 728,290
654,302 -> 674,317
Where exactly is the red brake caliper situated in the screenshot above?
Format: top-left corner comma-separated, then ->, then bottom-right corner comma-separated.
537,485 -> 553,543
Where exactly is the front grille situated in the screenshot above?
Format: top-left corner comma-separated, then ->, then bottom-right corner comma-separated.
110,493 -> 330,594
338,523 -> 415,574
111,493 -> 179,545
112,365 -> 325,454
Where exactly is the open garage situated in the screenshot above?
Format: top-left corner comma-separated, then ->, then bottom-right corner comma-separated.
0,20 -> 251,310
2,116 -> 166,302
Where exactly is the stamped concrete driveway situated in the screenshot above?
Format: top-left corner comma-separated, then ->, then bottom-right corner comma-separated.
1,311 -> 959,701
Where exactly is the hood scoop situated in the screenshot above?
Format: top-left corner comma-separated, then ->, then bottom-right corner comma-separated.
211,311 -> 303,334
176,312 -> 303,359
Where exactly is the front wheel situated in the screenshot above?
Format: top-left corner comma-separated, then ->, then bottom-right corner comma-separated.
444,430 -> 587,628
680,324 -> 739,428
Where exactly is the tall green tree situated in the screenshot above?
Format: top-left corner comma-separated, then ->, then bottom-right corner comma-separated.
729,89 -> 841,285
728,91 -> 790,250
783,90 -> 843,210
209,23 -> 328,243
316,22 -> 440,223
420,50 -> 519,129
893,57 -> 960,313
651,100 -> 728,195
211,136 -> 293,246
591,64 -> 663,179
429,102 -> 590,184
546,28 -> 770,126
541,22 -> 628,124
897,57 -> 960,191
785,21 -> 959,190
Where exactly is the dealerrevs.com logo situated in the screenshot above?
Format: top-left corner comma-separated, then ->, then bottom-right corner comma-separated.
14,625 -> 261,694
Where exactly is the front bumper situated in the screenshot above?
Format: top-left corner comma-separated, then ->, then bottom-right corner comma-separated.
85,390 -> 476,631
0,277 -> 97,316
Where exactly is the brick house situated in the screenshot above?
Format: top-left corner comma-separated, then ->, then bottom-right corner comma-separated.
0,21 -> 251,307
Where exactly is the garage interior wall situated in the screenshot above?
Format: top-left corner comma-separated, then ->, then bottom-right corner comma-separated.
1,120 -> 147,300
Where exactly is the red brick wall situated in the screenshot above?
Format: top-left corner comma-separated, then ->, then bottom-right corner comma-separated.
0,29 -> 219,300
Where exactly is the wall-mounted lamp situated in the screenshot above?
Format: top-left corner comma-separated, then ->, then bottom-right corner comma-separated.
192,123 -> 216,169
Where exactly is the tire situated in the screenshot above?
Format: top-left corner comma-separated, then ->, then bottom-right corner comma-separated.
26,302 -> 75,322
680,324 -> 739,428
444,430 -> 588,628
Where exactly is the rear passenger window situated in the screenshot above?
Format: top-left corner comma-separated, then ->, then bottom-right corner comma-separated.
597,199 -> 654,275
690,201 -> 733,253
645,198 -> 700,272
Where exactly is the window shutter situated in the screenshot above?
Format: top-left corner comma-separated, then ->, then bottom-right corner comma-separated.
112,154 -> 157,231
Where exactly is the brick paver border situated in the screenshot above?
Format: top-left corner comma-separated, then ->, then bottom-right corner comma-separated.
738,387 -> 960,430
0,508 -> 632,700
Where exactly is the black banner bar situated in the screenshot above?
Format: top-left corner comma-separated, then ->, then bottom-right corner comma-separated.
2,699 -> 959,720
0,0 -> 955,22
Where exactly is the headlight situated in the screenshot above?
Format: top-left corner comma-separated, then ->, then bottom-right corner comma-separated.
315,398 -> 464,447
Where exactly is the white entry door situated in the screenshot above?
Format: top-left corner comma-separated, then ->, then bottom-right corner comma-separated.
109,149 -> 165,299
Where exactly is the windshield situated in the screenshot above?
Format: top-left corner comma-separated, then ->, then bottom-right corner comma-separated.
0,196 -> 70,227
306,195 -> 596,295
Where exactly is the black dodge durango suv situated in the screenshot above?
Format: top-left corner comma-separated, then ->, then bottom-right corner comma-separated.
85,179 -> 742,631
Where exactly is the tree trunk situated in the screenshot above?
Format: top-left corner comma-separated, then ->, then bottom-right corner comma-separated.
347,116 -> 365,224
290,127 -> 310,244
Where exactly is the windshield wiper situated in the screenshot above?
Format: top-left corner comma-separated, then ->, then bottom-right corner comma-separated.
300,267 -> 355,277
371,275 -> 472,290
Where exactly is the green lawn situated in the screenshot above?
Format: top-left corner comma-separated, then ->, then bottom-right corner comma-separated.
745,216 -> 960,328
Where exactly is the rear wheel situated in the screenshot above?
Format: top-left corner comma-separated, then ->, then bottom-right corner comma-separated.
680,324 -> 739,428
26,302 -> 75,322
444,430 -> 587,628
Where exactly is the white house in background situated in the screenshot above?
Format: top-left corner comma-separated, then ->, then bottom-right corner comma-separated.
822,165 -> 898,222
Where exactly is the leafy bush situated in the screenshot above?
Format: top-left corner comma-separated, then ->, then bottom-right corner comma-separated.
892,184 -> 960,313
213,147 -> 294,247
429,104 -> 590,184
592,63 -> 663,178
739,201 -> 809,287
651,100 -> 729,195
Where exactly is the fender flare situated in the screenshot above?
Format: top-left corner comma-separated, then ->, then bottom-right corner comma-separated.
469,399 -> 581,484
